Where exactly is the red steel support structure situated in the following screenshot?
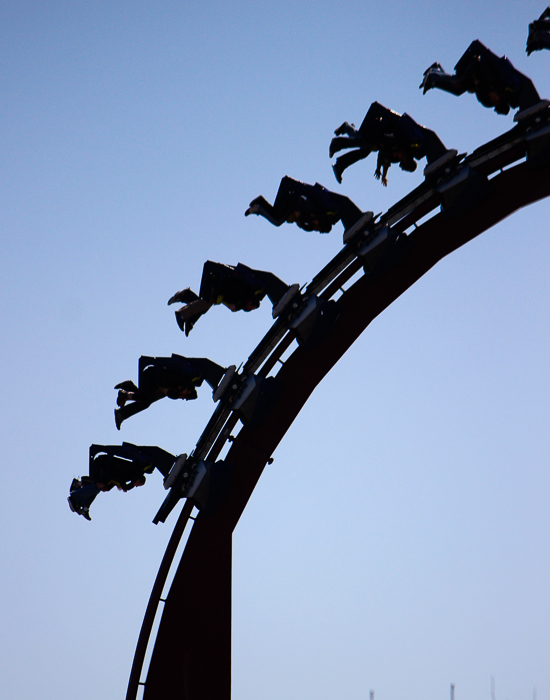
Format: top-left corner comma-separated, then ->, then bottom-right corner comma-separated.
127,157 -> 550,699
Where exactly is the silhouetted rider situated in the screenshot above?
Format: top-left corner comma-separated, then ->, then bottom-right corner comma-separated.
168,261 -> 292,335
421,40 -> 540,115
527,8 -> 550,55
114,354 -> 226,429
68,443 -> 176,520
245,175 -> 364,232
329,101 -> 449,185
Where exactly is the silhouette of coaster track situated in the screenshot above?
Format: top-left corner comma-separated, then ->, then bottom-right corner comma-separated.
126,116 -> 550,700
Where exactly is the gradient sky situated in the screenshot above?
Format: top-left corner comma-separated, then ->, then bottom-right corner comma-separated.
1,2 -> 549,699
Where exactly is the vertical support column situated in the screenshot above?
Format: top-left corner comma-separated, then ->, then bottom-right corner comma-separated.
144,522 -> 232,700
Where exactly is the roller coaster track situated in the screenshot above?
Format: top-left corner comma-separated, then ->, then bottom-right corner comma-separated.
126,109 -> 550,700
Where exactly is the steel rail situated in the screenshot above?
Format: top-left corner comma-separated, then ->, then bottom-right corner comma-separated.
125,498 -> 195,700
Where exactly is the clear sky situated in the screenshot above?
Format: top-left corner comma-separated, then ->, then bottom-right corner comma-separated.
1,2 -> 549,699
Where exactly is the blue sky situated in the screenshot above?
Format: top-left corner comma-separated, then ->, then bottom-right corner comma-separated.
1,2 -> 549,699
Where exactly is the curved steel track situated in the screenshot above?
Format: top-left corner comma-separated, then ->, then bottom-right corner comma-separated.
126,114 -> 550,700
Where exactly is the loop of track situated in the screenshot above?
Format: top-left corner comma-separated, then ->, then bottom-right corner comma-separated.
127,113 -> 550,700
